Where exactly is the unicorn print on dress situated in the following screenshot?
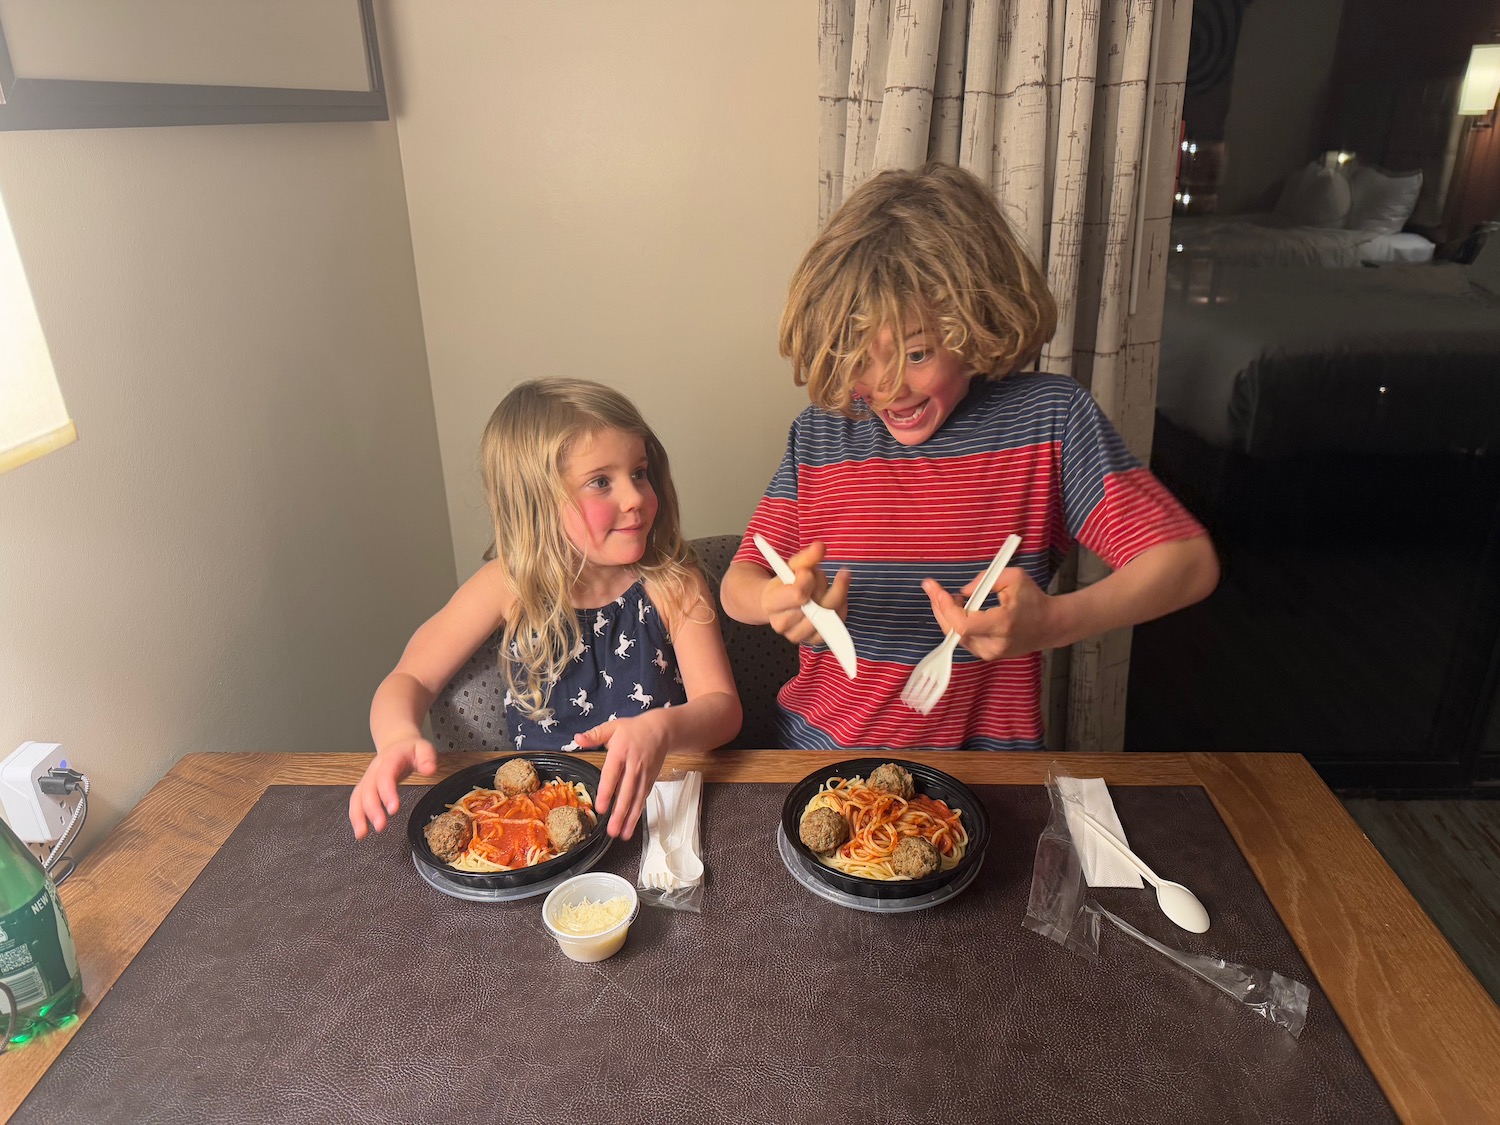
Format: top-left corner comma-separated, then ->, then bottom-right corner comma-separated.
513,734 -> 525,749
500,581 -> 685,752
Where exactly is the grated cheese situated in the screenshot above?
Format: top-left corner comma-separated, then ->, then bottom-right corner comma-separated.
552,895 -> 631,935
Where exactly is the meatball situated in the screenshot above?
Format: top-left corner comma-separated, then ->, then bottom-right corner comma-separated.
868,763 -> 915,800
891,836 -> 941,879
799,806 -> 850,855
495,756 -> 540,796
423,810 -> 472,863
546,806 -> 591,853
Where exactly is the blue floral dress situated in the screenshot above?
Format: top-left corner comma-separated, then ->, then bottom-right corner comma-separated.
503,580 -> 687,751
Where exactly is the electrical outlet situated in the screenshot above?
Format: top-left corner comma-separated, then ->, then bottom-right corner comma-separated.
0,741 -> 81,845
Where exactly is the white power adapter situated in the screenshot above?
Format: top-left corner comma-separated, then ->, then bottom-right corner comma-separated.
1,741 -> 82,843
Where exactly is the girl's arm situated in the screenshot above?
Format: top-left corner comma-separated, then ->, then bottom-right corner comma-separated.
922,534 -> 1220,661
350,560 -> 513,838
578,569 -> 742,838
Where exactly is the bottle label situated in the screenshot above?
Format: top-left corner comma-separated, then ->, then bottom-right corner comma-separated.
0,882 -> 78,1014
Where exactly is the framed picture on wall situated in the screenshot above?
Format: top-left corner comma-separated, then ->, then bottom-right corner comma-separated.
0,0 -> 386,130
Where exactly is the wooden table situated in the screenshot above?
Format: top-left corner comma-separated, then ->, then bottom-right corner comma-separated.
4,750 -> 1499,1121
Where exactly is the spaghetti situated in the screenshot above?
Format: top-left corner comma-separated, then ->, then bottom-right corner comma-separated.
802,774 -> 967,880
445,778 -> 596,872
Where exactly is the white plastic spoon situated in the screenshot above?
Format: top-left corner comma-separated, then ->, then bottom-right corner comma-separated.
1080,809 -> 1211,934
664,773 -> 704,884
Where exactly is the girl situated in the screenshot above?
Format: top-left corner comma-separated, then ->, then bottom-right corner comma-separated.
349,378 -> 741,840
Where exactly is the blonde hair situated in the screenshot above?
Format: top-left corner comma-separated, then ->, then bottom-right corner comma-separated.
780,162 -> 1058,415
479,378 -> 701,721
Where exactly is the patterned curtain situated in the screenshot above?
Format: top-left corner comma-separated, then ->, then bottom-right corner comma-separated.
818,0 -> 1193,753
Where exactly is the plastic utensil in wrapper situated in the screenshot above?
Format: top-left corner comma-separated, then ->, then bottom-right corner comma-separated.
1024,764 -> 1311,1038
637,768 -> 705,913
1099,909 -> 1311,1038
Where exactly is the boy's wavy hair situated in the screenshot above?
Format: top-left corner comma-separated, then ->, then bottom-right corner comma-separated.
479,378 -> 700,721
780,162 -> 1058,415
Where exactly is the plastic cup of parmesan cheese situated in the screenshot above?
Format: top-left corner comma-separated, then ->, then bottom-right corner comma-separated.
542,872 -> 639,962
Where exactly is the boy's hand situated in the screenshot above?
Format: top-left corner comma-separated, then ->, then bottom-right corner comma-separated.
349,736 -> 438,839
576,710 -> 671,840
760,541 -> 853,647
921,564 -> 1055,661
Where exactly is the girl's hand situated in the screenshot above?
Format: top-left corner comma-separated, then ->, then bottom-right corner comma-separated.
575,710 -> 671,839
759,541 -> 853,647
349,737 -> 438,839
920,564 -> 1056,661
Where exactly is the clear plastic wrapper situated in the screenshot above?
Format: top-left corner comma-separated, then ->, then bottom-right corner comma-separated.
1100,909 -> 1310,1037
1025,764 -> 1310,1038
636,768 -> 705,913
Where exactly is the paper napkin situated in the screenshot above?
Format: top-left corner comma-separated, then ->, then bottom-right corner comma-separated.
1056,775 -> 1144,888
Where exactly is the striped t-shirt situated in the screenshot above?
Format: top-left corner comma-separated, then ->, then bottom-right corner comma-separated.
733,373 -> 1205,752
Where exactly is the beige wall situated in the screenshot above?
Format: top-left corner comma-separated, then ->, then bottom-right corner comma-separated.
380,1 -> 817,578
0,122 -> 453,854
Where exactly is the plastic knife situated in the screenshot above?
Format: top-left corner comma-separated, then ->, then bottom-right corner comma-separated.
752,534 -> 858,680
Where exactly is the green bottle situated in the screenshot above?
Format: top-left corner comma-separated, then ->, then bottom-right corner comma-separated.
0,816 -> 82,1046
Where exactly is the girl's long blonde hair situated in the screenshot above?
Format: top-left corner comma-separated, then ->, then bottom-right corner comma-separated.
480,378 -> 700,721
780,162 -> 1057,416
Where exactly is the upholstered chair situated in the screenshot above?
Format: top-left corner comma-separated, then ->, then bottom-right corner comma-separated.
429,534 -> 798,752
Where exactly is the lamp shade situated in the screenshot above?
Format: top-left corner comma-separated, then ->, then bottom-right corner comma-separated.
1459,44 -> 1500,116
1,185 -> 75,475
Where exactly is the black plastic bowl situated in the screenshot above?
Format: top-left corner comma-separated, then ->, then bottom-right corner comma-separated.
780,757 -> 991,901
407,754 -> 608,892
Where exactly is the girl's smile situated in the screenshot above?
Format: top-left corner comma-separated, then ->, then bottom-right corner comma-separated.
562,427 -> 658,580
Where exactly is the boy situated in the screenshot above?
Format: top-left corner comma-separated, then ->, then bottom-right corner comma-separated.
719,163 -> 1219,751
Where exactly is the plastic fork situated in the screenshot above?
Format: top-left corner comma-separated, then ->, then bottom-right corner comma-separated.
899,534 -> 1022,715
638,785 -> 674,889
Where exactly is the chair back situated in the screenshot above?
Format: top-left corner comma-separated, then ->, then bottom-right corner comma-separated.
429,534 -> 796,752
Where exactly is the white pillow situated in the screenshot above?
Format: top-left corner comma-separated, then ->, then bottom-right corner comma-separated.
1347,166 -> 1423,234
1272,162 -> 1351,228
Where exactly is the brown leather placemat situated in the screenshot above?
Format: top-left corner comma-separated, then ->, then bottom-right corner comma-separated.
17,782 -> 1392,1124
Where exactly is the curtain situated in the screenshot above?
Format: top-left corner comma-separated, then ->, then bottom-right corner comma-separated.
818,0 -> 1193,753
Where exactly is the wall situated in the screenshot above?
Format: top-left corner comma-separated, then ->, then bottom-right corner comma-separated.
1322,0 -> 1500,240
378,1 -> 816,577
0,121 -> 454,854
1217,0 -> 1346,214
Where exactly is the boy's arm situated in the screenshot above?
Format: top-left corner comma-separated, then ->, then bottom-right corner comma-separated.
720,560 -> 775,624
721,548 -> 853,645
924,534 -> 1220,661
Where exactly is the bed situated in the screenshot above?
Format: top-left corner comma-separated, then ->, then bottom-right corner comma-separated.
1132,241 -> 1500,787
1156,254 -> 1500,459
1170,214 -> 1436,269
1171,160 -> 1437,269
